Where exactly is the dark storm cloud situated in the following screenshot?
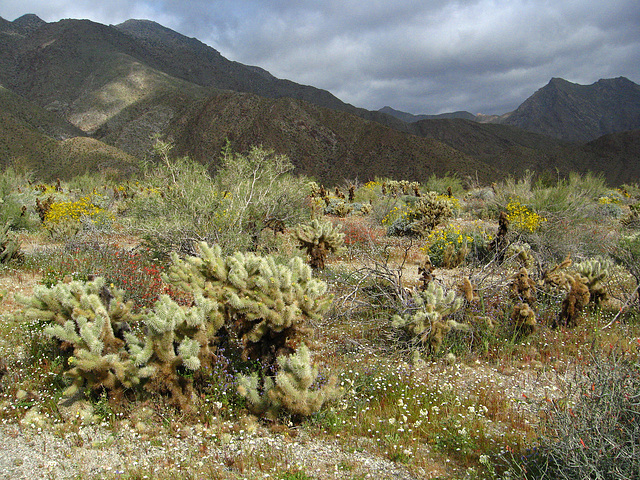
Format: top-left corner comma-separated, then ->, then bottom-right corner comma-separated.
4,0 -> 640,114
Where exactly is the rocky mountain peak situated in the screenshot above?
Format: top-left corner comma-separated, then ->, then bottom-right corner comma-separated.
12,14 -> 46,34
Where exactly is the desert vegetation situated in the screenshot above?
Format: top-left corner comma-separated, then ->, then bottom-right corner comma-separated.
0,147 -> 639,479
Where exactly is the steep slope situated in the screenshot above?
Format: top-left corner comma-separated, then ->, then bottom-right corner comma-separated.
580,130 -> 640,184
0,16 -> 494,184
0,85 -> 85,139
114,20 -> 349,110
0,85 -> 138,179
501,77 -> 640,141
3,16 -> 404,136
115,19 -> 407,129
3,14 -> 640,185
165,91 -> 501,185
4,19 -> 210,134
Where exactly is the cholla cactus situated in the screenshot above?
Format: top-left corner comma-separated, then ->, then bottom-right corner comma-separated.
126,294 -> 223,409
510,267 -> 536,304
165,242 -> 331,367
511,302 -> 537,336
461,277 -> 479,303
574,258 -> 610,305
505,242 -> 535,269
307,181 -> 321,197
392,282 -> 466,353
542,254 -> 573,290
18,278 -> 143,400
294,219 -> 345,269
324,201 -> 352,217
554,274 -> 591,328
1,223 -> 23,264
409,193 -> 454,237
237,344 -> 341,420
18,277 -> 224,409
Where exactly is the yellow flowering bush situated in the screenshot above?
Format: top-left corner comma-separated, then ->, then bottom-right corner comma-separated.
506,200 -> 546,233
382,205 -> 402,225
386,193 -> 457,236
422,224 -> 493,268
44,195 -> 113,238
423,226 -> 472,268
597,192 -> 623,205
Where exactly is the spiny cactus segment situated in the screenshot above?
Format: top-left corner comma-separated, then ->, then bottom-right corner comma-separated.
237,344 -> 341,420
392,282 -> 466,354
294,219 -> 345,270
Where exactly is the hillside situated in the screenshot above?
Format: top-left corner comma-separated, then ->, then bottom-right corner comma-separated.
164,91 -> 501,185
501,77 -> 640,141
0,86 -> 84,140
408,118 -> 640,186
580,129 -> 640,182
0,15 -> 496,184
0,85 -> 139,179
1,14 -> 640,185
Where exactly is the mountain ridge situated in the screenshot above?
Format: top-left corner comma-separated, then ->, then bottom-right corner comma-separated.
1,13 -> 639,185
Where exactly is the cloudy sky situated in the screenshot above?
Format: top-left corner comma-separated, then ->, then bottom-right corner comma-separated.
3,0 -> 640,114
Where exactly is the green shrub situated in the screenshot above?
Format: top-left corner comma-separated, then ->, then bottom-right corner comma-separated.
423,172 -> 464,197
43,194 -> 113,239
130,142 -> 310,257
423,224 -> 493,268
516,348 -> 640,479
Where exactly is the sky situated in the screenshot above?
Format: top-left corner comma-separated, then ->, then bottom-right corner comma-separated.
3,0 -> 640,115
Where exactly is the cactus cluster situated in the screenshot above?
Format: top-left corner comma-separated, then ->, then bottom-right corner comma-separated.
542,255 -> 592,328
1,223 -> 23,264
409,193 -> 454,237
554,274 -> 590,328
237,344 -> 341,419
384,180 -> 421,197
294,219 -> 345,270
18,243 -> 334,415
509,268 -> 537,334
392,282 -> 467,354
126,294 -> 223,409
574,258 -> 610,305
387,192 -> 454,237
505,242 -> 535,269
18,278 -> 144,401
510,268 -> 536,305
323,201 -> 353,217
165,242 -> 331,367
18,277 -> 224,408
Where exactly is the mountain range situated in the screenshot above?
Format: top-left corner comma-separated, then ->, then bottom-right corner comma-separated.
1,14 -> 639,185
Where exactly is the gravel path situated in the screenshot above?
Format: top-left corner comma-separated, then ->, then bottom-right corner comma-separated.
0,421 -> 426,479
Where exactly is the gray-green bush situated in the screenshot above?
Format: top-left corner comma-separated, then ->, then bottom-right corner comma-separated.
128,142 -> 311,256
